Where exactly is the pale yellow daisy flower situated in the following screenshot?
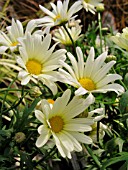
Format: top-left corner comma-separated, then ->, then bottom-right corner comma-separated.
59,47 -> 124,96
110,27 -> 128,51
0,18 -> 40,54
53,22 -> 82,46
81,0 -> 103,14
35,0 -> 82,27
16,33 -> 66,95
35,89 -> 95,159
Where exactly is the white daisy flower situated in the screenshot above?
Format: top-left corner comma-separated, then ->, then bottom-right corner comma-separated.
53,22 -> 82,46
59,47 -> 124,96
16,33 -> 66,95
110,27 -> 128,51
81,0 -> 103,14
0,18 -> 42,54
35,89 -> 95,159
36,0 -> 82,27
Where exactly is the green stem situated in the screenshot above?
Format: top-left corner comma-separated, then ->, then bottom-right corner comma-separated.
34,146 -> 56,166
2,0 -> 11,13
0,76 -> 18,129
84,144 -> 101,168
62,24 -> 76,53
98,12 -> 103,53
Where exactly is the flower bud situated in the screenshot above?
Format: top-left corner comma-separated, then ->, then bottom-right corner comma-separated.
105,55 -> 117,62
96,4 -> 105,12
14,132 -> 26,143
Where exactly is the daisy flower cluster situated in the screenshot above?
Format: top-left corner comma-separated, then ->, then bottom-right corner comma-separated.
0,0 -> 127,169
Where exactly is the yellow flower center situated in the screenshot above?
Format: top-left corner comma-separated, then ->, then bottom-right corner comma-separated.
54,14 -> 61,22
47,99 -> 55,104
79,78 -> 96,91
11,42 -> 19,46
49,116 -> 64,133
84,0 -> 90,3
26,59 -> 42,75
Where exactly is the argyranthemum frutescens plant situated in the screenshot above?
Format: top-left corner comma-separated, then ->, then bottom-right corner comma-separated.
0,0 -> 128,169
35,89 -> 95,159
59,46 -> 124,96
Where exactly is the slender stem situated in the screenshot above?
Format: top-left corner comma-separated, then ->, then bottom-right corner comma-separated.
34,146 -> 56,166
84,144 -> 101,168
2,0 -> 11,13
0,76 -> 17,129
62,24 -> 76,53
98,12 -> 103,53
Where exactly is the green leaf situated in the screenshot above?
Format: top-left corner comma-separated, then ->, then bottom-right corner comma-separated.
119,91 -> 128,114
105,137 -> 124,153
101,152 -> 128,170
17,97 -> 40,131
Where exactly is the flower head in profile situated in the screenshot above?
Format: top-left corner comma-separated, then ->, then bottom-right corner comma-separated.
110,27 -> 128,51
0,18 -> 40,54
36,0 -> 82,27
53,21 -> 82,46
81,0 -> 103,14
16,33 -> 66,95
59,47 -> 124,96
35,89 -> 95,159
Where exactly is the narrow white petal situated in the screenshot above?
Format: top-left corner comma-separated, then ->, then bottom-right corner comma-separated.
67,52 -> 79,79
64,93 -> 94,119
57,132 -> 74,152
76,47 -> 84,78
97,74 -> 122,88
92,61 -> 116,82
100,83 -> 124,95
39,5 -> 56,18
21,75 -> 31,85
36,129 -> 51,147
68,118 -> 94,125
75,87 -> 88,96
91,51 -> 107,76
84,47 -> 95,77
63,131 -> 82,152
0,46 -> 8,54
41,100 -> 51,118
64,124 -> 92,132
70,132 -> 93,144
35,110 -> 45,123
51,89 -> 71,115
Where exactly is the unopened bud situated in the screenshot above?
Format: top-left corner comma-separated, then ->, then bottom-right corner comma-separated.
96,4 -> 105,12
14,132 -> 26,143
106,55 -> 117,62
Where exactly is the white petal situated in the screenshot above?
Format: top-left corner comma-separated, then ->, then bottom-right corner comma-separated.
92,61 -> 116,82
36,129 -> 51,147
100,83 -> 124,95
39,5 -> 56,18
0,46 -> 8,54
20,75 -> 31,85
51,89 -> 71,115
70,132 -> 92,144
57,132 -> 74,152
35,110 -> 45,123
64,123 -> 92,132
76,47 -> 84,78
84,47 -> 95,77
75,87 -> 88,96
63,131 -> 82,152
64,93 -> 95,119
97,74 -> 122,88
68,118 -> 94,125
